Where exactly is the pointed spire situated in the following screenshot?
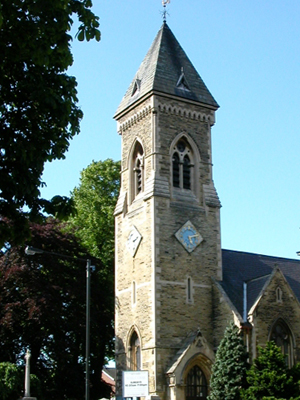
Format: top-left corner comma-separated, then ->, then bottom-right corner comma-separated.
115,23 -> 218,118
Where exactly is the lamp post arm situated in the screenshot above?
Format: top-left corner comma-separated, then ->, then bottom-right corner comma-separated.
25,246 -> 87,262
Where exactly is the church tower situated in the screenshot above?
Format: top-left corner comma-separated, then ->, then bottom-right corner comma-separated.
114,22 -> 221,400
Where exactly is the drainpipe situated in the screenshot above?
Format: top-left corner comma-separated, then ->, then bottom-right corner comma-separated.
243,281 -> 247,322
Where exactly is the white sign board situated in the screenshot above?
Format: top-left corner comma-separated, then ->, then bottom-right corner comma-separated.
122,370 -> 149,398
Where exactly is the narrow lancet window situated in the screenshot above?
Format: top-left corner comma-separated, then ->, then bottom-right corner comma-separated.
132,141 -> 144,200
183,155 -> 191,189
172,152 -> 180,187
187,277 -> 192,303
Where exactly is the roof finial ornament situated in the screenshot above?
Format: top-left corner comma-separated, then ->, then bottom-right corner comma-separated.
162,0 -> 170,23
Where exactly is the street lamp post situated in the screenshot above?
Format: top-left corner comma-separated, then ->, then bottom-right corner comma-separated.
25,246 -> 92,400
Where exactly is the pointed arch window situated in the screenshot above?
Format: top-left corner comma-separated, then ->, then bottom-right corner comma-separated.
129,331 -> 141,370
172,138 -> 194,191
132,141 -> 144,200
276,286 -> 283,303
270,319 -> 293,367
186,365 -> 207,400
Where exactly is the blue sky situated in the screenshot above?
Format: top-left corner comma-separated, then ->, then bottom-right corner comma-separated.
41,0 -> 300,260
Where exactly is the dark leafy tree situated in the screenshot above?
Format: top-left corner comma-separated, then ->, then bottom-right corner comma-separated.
0,218 -> 113,400
0,0 -> 100,246
241,341 -> 300,400
208,322 -> 248,400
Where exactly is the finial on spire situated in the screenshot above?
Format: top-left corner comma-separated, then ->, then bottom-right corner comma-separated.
162,0 -> 170,23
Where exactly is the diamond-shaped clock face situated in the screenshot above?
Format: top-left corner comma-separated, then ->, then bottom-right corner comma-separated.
127,226 -> 142,257
175,221 -> 203,253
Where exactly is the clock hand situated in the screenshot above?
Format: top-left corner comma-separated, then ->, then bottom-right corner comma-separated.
188,234 -> 199,244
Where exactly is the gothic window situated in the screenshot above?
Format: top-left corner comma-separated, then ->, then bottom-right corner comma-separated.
270,319 -> 293,367
129,331 -> 141,370
172,137 -> 194,191
186,365 -> 208,400
276,286 -> 283,303
132,141 -> 144,200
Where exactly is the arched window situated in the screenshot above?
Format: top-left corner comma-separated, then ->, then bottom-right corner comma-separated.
132,141 -> 144,200
172,137 -> 194,191
129,331 -> 141,370
276,286 -> 283,303
186,365 -> 208,400
270,319 -> 293,367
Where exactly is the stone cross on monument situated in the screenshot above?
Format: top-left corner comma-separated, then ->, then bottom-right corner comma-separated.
22,349 -> 37,400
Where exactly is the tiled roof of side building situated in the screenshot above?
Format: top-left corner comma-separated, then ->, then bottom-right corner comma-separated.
221,249 -> 300,317
115,22 -> 219,118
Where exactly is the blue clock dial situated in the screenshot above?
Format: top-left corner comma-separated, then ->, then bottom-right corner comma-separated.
175,221 -> 203,253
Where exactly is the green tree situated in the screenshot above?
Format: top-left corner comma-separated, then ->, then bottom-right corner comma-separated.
208,322 -> 248,400
0,0 -> 100,246
0,361 -> 41,399
68,159 -> 121,264
0,362 -> 23,400
67,159 -> 120,394
0,218 -> 112,400
241,341 -> 300,400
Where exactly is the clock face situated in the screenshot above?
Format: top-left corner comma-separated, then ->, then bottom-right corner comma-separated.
175,221 -> 203,253
127,226 -> 142,257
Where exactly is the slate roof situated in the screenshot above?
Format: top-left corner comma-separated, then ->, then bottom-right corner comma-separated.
115,23 -> 218,118
221,249 -> 300,317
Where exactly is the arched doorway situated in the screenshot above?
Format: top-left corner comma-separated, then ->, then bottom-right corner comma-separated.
129,330 -> 141,370
186,365 -> 208,400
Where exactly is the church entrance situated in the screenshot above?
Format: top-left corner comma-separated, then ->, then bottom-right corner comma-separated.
186,365 -> 208,400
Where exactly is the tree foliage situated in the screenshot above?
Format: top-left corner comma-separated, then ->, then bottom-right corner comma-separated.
241,341 -> 300,400
0,362 -> 23,400
0,218 -> 113,400
68,159 -> 121,265
0,362 -> 41,400
0,0 -> 100,246
208,322 -> 248,400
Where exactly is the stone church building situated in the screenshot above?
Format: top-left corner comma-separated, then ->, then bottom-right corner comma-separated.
113,22 -> 300,400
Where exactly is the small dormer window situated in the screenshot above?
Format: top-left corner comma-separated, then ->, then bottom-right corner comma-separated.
176,67 -> 190,91
132,79 -> 141,96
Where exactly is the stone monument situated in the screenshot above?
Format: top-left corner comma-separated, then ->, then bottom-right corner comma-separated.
22,349 -> 37,400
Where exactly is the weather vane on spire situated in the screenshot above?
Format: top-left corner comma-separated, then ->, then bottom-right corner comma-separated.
162,0 -> 170,22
